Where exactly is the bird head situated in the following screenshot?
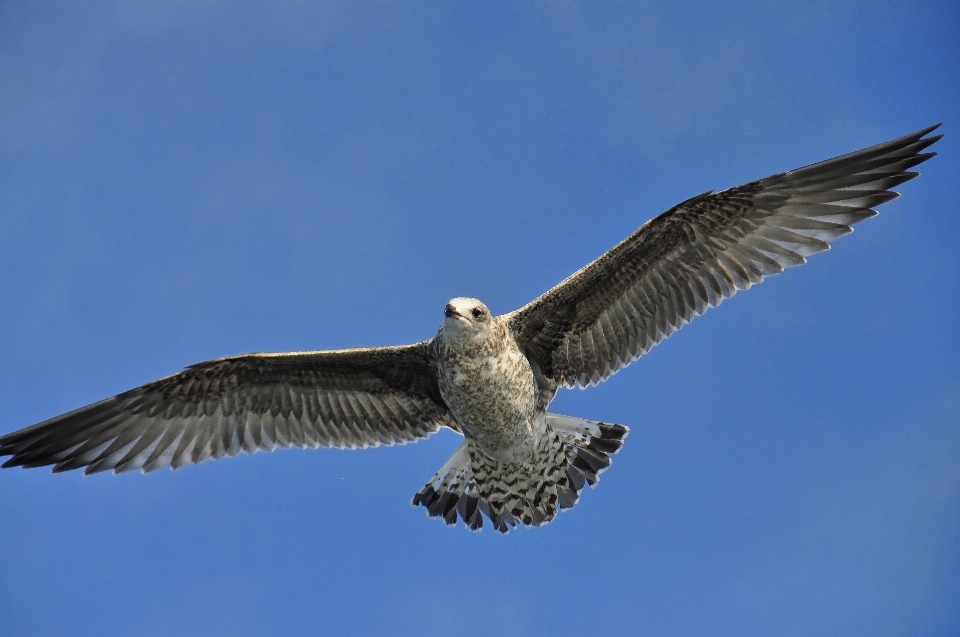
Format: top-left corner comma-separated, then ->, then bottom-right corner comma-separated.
441,297 -> 492,337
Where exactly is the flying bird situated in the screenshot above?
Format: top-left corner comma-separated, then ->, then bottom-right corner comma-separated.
0,125 -> 942,532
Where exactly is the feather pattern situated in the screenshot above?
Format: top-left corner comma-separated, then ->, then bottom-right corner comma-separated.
0,125 -> 943,534
507,125 -> 942,388
0,342 -> 456,474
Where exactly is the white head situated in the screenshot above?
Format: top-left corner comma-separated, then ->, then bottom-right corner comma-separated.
441,297 -> 493,339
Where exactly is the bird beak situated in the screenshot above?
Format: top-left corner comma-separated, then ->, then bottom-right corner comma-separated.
445,304 -> 470,323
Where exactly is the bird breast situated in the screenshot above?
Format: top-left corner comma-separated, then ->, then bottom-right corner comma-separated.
435,327 -> 538,462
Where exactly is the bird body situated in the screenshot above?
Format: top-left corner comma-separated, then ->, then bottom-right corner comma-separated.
435,298 -> 538,462
420,296 -> 625,530
0,125 -> 942,532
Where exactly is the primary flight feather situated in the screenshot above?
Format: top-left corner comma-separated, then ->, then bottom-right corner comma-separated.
0,125 -> 942,532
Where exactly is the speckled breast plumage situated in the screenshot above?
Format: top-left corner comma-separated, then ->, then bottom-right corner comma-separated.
434,319 -> 540,462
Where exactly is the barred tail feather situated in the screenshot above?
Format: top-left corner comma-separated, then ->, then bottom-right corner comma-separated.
412,415 -> 628,533
546,413 -> 629,490
411,442 -> 484,531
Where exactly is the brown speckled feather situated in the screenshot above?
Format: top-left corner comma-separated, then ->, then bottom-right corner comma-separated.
507,125 -> 941,388
0,342 -> 456,474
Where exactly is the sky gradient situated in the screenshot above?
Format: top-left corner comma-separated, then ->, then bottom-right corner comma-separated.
1,2 -> 958,636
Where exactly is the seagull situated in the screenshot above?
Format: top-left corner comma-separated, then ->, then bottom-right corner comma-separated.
0,125 -> 941,532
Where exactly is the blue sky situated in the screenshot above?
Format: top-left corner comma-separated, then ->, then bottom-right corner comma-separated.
1,2 -> 958,635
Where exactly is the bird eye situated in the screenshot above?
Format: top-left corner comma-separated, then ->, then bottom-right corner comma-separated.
471,308 -> 483,318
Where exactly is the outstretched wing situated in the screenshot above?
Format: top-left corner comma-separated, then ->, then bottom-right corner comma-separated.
507,125 -> 942,388
0,341 -> 455,474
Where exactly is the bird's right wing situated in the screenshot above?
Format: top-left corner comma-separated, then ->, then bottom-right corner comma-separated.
0,341 -> 456,475
507,125 -> 941,388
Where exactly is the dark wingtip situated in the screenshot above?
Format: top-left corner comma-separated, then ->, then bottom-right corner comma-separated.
903,123 -> 942,142
1,457 -> 23,469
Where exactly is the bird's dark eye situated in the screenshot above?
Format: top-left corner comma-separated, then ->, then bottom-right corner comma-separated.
471,308 -> 483,318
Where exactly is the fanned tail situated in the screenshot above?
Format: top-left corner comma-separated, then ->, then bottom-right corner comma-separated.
412,414 -> 628,532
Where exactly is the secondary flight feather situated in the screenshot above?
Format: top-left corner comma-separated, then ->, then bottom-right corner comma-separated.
0,125 -> 941,532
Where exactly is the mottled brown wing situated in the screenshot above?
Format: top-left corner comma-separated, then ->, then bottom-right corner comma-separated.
507,125 -> 942,388
0,341 -> 455,475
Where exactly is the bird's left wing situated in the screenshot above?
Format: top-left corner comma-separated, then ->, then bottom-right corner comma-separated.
507,125 -> 941,388
0,341 -> 455,474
